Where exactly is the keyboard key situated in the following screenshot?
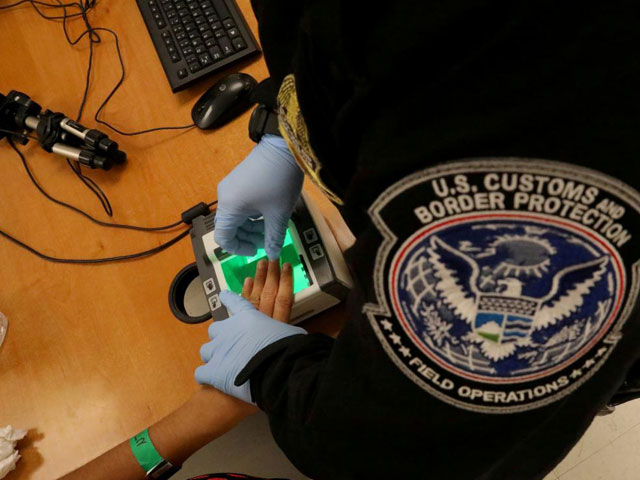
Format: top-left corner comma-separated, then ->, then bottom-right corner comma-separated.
195,45 -> 207,54
185,53 -> 198,64
227,27 -> 239,38
182,46 -> 194,56
175,31 -> 187,41
156,18 -> 166,28
222,18 -> 234,29
172,24 -> 184,34
184,22 -> 197,32
177,68 -> 188,79
191,37 -> 204,46
218,36 -> 233,55
177,8 -> 189,17
201,30 -> 213,40
198,23 -> 209,32
188,30 -> 200,39
209,45 -> 222,60
175,1 -> 187,9
188,61 -> 202,73
214,29 -> 226,39
167,44 -> 177,54
199,53 -> 213,66
179,38 -> 191,48
170,52 -> 181,62
192,9 -> 204,18
195,16 -> 207,25
203,7 -> 215,17
232,37 -> 246,51
166,9 -> 177,18
205,38 -> 217,48
169,16 -> 181,25
212,0 -> 230,19
200,1 -> 212,9
210,21 -> 222,31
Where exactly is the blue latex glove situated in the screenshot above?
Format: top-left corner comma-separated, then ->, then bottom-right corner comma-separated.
195,290 -> 307,403
215,134 -> 304,260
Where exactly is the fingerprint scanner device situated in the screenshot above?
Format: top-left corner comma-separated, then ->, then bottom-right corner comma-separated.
169,194 -> 352,324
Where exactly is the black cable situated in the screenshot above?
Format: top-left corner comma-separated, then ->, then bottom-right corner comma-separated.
67,158 -> 114,216
7,1 -> 112,214
0,1 -> 217,264
0,227 -> 190,264
2,141 -> 218,264
89,25 -> 195,135
2,0 -> 196,216
33,0 -> 114,215
8,138 -> 202,232
0,128 -> 39,140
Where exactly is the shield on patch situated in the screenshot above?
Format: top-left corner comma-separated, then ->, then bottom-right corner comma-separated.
475,295 -> 537,344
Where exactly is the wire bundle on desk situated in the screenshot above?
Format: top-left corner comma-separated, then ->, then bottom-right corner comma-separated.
2,138 -> 218,264
0,1 -> 214,264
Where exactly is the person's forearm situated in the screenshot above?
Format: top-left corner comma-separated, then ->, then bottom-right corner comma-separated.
59,387 -> 257,480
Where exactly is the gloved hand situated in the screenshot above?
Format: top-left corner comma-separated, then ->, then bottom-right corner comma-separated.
215,134 -> 304,260
195,290 -> 307,404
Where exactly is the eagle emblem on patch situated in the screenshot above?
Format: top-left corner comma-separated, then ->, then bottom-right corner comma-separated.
364,159 -> 640,413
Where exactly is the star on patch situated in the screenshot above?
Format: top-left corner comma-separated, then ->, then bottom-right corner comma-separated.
380,319 -> 393,331
570,369 -> 582,379
399,346 -> 411,357
584,358 -> 596,369
389,333 -> 402,345
596,347 -> 608,357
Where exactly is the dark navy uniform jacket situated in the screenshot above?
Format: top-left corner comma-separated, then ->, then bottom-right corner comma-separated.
240,2 -> 640,479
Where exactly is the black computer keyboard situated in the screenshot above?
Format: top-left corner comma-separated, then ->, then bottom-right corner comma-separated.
136,0 -> 259,92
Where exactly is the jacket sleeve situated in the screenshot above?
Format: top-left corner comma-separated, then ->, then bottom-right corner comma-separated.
236,333 -> 335,417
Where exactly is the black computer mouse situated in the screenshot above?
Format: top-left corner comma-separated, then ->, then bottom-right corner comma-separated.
191,73 -> 258,129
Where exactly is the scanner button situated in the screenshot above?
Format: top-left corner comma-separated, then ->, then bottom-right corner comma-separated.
303,228 -> 318,244
309,244 -> 324,260
208,294 -> 221,311
203,278 -> 216,294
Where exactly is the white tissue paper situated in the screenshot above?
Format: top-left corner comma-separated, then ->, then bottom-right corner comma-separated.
0,426 -> 27,479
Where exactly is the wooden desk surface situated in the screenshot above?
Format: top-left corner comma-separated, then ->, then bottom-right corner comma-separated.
0,3 -> 350,478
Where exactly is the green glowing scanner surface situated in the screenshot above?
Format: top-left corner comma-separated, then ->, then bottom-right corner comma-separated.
215,227 -> 311,295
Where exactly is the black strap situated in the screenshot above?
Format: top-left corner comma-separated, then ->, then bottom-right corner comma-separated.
248,104 -> 281,143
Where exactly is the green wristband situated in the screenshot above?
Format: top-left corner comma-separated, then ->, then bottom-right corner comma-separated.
130,429 -> 164,473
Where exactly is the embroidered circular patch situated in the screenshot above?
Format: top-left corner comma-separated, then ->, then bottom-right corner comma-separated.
364,159 -> 640,413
